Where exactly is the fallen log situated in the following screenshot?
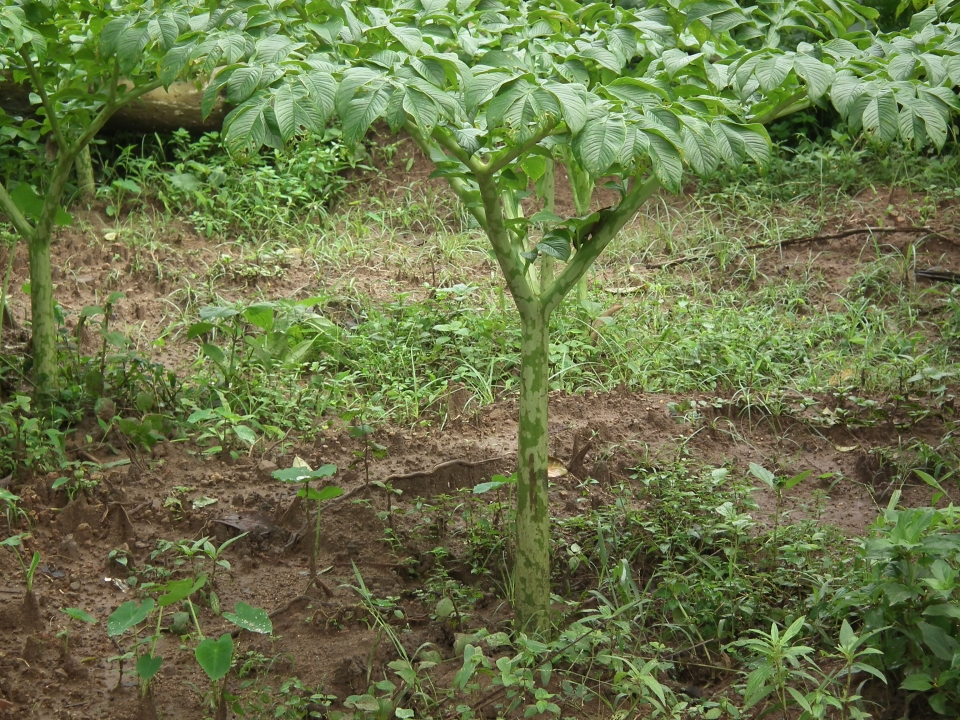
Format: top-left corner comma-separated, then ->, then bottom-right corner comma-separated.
1,75 -> 228,133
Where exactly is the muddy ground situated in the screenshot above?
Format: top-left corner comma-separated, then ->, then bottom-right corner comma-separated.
1,385 -> 957,719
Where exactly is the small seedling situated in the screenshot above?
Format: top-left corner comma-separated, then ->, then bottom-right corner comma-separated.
187,392 -> 259,458
0,488 -> 27,531
272,458 -> 342,584
58,607 -> 96,654
107,598 -> 155,690
194,604 -> 272,717
196,633 -> 235,717
730,616 -> 816,717
1,532 -> 40,593
202,532 -> 248,615
749,463 -> 811,548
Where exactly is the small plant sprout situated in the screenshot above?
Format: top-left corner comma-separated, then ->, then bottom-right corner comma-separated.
107,598 -> 156,691
202,533 -> 249,615
272,458 -> 342,584
834,620 -> 886,720
732,616 -> 816,719
195,605 -> 272,719
136,575 -> 210,698
58,607 -> 96,651
195,633 -> 235,718
0,488 -> 27,531
187,392 -> 260,458
1,532 -> 40,593
749,463 -> 812,547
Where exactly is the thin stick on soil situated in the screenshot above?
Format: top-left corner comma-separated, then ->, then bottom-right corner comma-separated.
641,225 -> 945,271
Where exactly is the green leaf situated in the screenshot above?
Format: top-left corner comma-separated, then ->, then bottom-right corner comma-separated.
901,673 -> 933,691
0,533 -> 26,549
232,425 -> 257,447
201,343 -> 225,366
919,622 -> 958,661
548,83 -> 588,133
529,209 -> 563,224
136,653 -> 163,681
152,15 -> 181,51
862,92 -> 899,142
754,54 -> 792,93
342,83 -> 393,145
793,54 -> 834,101
297,485 -> 345,502
273,463 -> 338,483
192,495 -> 219,509
301,71 -> 337,118
223,602 -> 273,634
465,70 -> 514,114
117,24 -> 149,74
781,616 -> 806,644
61,607 -> 96,624
402,87 -> 440,134
680,117 -> 719,176
195,634 -> 234,682
387,25 -> 422,53
644,132 -> 683,191
222,101 -> 268,153
662,48 -> 701,76
9,183 -> 71,226
916,469 -> 946,494
100,16 -> 134,56
536,231 -> 572,261
473,474 -> 516,494
851,662 -> 888,684
107,599 -> 155,637
158,576 -> 207,608
275,84 -> 324,141
160,44 -> 194,88
784,469 -> 812,490
435,597 -> 455,619
574,117 -> 626,176
226,66 -> 262,104
924,603 -> 960,619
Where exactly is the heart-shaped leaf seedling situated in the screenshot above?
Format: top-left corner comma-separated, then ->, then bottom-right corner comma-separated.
107,599 -> 155,637
158,575 -> 207,608
195,634 -> 234,682
136,653 -> 163,681
273,463 -> 338,484
223,602 -> 273,635
297,485 -> 344,502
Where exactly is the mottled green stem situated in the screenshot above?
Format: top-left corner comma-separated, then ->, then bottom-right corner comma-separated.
540,157 -> 556,287
75,145 -> 96,202
565,158 -> 594,305
28,154 -> 74,396
515,301 -> 551,634
27,232 -> 57,392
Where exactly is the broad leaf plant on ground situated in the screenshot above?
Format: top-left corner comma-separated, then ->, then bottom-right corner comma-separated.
206,0 -> 960,633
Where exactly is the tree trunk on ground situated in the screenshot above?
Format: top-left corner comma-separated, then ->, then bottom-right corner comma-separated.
514,304 -> 552,635
0,75 -> 227,133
